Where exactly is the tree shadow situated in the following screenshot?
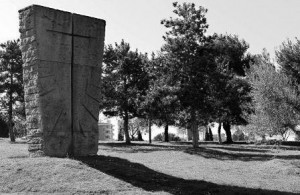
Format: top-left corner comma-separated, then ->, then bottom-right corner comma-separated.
77,155 -> 297,195
98,142 -> 300,161
184,147 -> 300,161
98,141 -> 188,153
207,146 -> 270,153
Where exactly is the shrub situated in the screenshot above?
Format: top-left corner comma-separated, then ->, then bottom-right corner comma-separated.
13,118 -> 27,138
153,133 -> 163,141
153,133 -> 181,141
233,130 -> 245,141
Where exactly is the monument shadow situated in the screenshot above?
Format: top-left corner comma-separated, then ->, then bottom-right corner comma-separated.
77,155 -> 297,195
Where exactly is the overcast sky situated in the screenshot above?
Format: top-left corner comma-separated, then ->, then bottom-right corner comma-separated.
1,0 -> 300,59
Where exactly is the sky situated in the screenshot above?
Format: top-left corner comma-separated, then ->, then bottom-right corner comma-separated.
1,0 -> 300,60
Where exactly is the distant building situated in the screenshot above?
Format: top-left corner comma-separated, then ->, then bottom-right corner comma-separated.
98,123 -> 114,141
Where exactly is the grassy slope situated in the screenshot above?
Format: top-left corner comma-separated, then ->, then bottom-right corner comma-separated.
0,139 -> 167,195
0,138 -> 300,194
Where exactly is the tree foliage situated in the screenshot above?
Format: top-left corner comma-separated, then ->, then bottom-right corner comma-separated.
211,34 -> 253,143
159,3 -> 254,146
161,2 -> 216,148
248,50 -> 300,138
276,38 -> 300,84
101,40 -> 149,144
139,54 -> 180,142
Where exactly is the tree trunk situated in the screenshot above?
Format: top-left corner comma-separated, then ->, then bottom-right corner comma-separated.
137,130 -> 143,141
204,125 -> 209,141
123,111 -> 131,144
164,124 -> 169,142
208,127 -> 213,141
118,128 -> 124,141
218,121 -> 222,144
187,128 -> 193,141
9,73 -> 15,142
223,121 -> 233,144
148,119 -> 152,144
191,110 -> 198,148
295,131 -> 300,141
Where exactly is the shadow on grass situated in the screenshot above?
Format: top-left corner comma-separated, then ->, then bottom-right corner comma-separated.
206,146 -> 270,153
185,147 -> 300,161
77,155 -> 296,195
98,142 -> 300,161
98,142 -> 188,153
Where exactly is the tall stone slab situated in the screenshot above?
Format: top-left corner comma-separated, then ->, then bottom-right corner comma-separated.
19,5 -> 105,157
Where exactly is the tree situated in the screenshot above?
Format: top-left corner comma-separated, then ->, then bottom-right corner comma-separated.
210,34 -> 253,144
204,125 -> 213,141
101,40 -> 149,144
208,127 -> 213,141
128,117 -> 147,141
0,40 -> 23,142
217,121 -> 222,143
118,118 -> 145,141
204,127 -> 210,141
161,2 -> 216,148
140,54 -> 179,142
248,50 -> 300,138
117,120 -> 124,141
276,39 -> 300,139
276,38 -> 300,84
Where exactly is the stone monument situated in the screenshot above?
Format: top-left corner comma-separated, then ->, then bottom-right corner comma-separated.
19,5 -> 105,157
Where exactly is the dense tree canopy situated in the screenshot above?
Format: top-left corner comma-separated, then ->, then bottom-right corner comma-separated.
210,34 -> 253,143
139,54 -> 180,142
276,38 -> 300,84
160,2 -> 218,147
101,40 -> 149,144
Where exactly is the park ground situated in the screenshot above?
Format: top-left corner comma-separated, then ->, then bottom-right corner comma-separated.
0,138 -> 300,194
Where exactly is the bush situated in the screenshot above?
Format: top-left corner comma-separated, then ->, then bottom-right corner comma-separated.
153,133 -> 181,142
233,130 -> 245,141
244,132 -> 256,142
153,133 -> 163,141
13,118 -> 27,138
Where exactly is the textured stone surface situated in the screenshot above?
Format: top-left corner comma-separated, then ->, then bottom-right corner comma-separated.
72,14 -> 104,156
19,5 -> 105,157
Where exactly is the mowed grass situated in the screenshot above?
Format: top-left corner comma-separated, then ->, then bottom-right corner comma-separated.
0,138 -> 300,195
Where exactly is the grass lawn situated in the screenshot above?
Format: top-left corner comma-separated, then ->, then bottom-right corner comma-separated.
0,138 -> 300,194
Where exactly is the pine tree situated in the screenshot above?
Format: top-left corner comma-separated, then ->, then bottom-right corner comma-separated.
101,40 -> 149,144
161,2 -> 215,148
0,40 -> 23,142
